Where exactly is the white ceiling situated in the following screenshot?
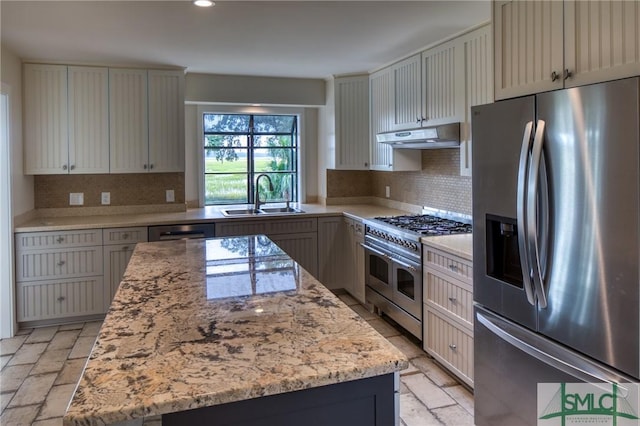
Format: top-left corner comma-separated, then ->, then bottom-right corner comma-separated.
1,1 -> 490,80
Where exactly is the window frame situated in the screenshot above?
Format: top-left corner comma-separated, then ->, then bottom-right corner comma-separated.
196,106 -> 304,207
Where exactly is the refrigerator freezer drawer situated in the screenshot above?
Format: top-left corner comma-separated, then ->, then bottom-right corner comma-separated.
474,305 -> 635,426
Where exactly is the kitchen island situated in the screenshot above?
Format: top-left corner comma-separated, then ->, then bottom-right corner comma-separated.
63,235 -> 408,426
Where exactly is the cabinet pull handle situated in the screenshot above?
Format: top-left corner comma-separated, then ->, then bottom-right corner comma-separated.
62,165 -> 68,171
416,117 -> 421,123
57,260 -> 66,267
57,296 -> 66,302
122,233 -> 129,239
448,264 -> 458,272
56,237 -> 65,243
449,344 -> 457,351
364,162 -> 368,167
448,297 -> 457,303
563,69 -> 573,80
551,71 -> 559,82
143,164 -> 148,170
122,246 -> 130,251
149,164 -> 154,170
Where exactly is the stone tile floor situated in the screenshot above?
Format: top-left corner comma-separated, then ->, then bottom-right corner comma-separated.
0,293 -> 474,426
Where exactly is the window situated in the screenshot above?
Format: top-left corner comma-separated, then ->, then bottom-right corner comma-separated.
203,113 -> 298,205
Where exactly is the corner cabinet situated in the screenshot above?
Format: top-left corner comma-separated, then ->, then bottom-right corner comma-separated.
494,0 -> 640,100
24,64 -> 109,174
317,216 -> 345,290
333,75 -> 370,170
423,242 -> 474,388
369,69 -> 421,172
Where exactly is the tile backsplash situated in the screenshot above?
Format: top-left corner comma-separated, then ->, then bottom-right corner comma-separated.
326,149 -> 471,215
34,173 -> 185,209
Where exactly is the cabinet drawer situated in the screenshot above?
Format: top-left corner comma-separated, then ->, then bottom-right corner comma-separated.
424,306 -> 474,387
17,276 -> 105,322
424,270 -> 473,328
103,227 -> 148,245
15,229 -> 102,250
16,246 -> 103,282
423,247 -> 472,282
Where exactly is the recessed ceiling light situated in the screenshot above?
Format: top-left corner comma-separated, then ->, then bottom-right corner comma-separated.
193,0 -> 214,7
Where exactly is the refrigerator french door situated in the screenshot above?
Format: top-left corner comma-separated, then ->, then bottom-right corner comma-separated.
472,77 -> 640,426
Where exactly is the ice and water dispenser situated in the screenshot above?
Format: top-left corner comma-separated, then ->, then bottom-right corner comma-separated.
485,215 -> 523,289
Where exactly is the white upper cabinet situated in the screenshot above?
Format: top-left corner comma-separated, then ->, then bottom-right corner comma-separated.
110,68 -> 185,173
564,0 -> 640,88
391,54 -> 422,130
422,39 -> 465,127
68,66 -> 109,174
369,68 -> 421,172
459,24 -> 494,176
24,64 -> 69,174
24,64 -> 109,175
109,68 -> 149,173
333,75 -> 370,170
148,70 -> 185,173
494,0 -> 640,100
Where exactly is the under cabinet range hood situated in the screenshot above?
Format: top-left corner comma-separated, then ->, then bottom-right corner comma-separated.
376,122 -> 460,149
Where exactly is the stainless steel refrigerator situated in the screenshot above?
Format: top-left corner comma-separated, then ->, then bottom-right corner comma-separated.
472,77 -> 640,425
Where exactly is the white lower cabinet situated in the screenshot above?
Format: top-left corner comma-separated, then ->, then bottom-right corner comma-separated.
102,227 -> 148,311
215,217 -> 319,277
15,229 -> 104,323
15,226 -> 148,324
343,217 -> 365,303
423,243 -> 474,388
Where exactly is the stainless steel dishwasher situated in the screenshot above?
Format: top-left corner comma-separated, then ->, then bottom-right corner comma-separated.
148,223 -> 215,241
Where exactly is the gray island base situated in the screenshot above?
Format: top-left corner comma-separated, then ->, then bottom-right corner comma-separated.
64,236 -> 407,426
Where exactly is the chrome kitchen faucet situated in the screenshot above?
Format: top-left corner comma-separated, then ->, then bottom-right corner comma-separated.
254,174 -> 274,211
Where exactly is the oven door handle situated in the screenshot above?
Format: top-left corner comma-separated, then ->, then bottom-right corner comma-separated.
361,243 -> 392,260
393,258 -> 420,273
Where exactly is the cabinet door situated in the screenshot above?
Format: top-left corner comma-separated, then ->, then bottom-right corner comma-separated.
68,66 -> 109,174
148,70 -> 185,173
564,0 -> 640,88
493,0 -> 564,100
369,69 -> 394,171
269,232 -> 318,278
23,64 -> 68,174
422,40 -> 464,126
391,54 -> 422,130
109,68 -> 149,173
334,75 -> 370,170
103,244 -> 136,311
317,217 -> 345,289
459,24 -> 494,176
353,221 -> 366,304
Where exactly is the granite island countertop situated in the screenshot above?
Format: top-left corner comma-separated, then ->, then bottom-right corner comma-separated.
63,235 -> 408,426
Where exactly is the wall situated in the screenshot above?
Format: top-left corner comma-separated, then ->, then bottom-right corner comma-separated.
1,44 -> 33,218
34,173 -> 184,208
326,149 -> 472,215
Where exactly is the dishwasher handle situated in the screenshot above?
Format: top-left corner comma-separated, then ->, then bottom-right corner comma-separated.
148,223 -> 215,241
158,230 -> 207,241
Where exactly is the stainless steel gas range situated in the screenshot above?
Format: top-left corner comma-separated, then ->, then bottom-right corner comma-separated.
363,208 -> 472,340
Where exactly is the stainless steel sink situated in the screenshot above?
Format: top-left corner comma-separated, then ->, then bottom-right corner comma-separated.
221,206 -> 305,217
259,207 -> 305,214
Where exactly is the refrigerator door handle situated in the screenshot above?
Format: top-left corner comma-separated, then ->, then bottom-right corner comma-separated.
476,309 -> 634,389
517,121 -> 536,306
527,120 -> 548,308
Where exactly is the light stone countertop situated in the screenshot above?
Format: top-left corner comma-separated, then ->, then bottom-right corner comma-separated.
421,233 -> 473,261
15,203 -> 412,233
63,235 -> 409,426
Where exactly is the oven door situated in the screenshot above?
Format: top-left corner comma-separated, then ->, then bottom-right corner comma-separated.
363,242 -> 393,299
391,255 -> 422,319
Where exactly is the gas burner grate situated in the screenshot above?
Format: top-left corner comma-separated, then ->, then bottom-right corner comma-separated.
374,214 -> 472,236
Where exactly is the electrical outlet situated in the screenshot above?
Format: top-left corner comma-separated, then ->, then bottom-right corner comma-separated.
166,189 -> 175,203
385,186 -> 390,198
69,193 -> 84,206
101,192 -> 111,205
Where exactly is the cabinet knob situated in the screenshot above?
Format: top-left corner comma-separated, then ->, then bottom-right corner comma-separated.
448,296 -> 457,303
563,69 -> 573,80
122,233 -> 129,239
70,165 -> 75,171
143,164 -> 148,170
56,237 -> 65,243
364,162 -> 368,167
416,117 -> 421,123
551,71 -> 559,82
449,344 -> 457,351
448,264 -> 458,272
57,260 -> 66,267
62,165 -> 68,171
57,296 -> 66,302
149,164 -> 154,170
122,246 -> 130,251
